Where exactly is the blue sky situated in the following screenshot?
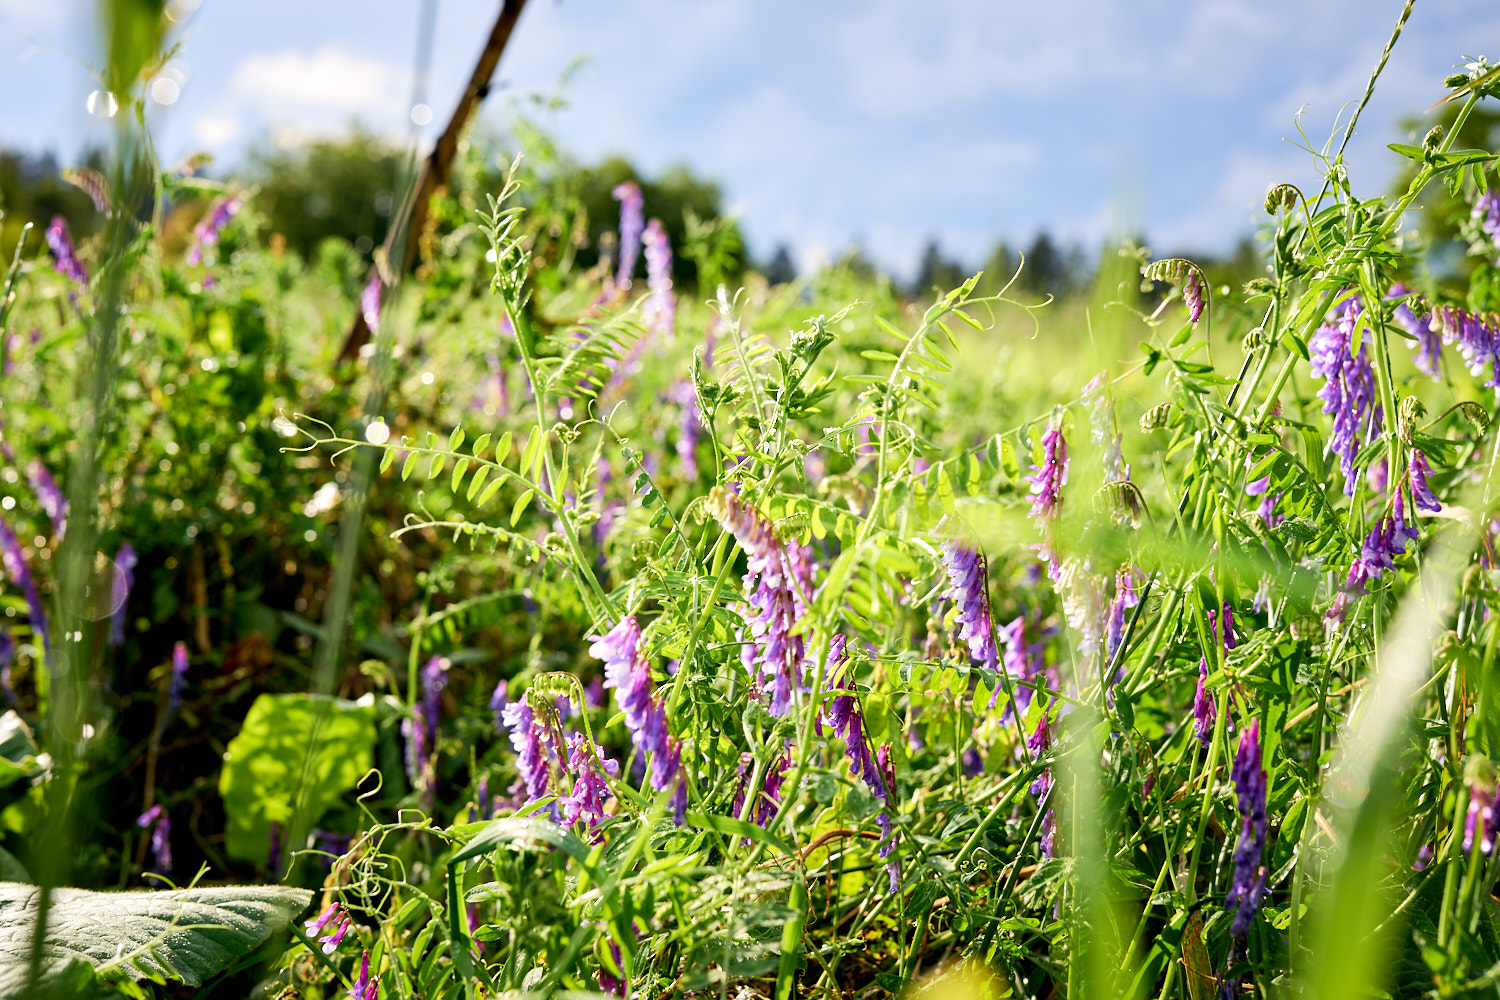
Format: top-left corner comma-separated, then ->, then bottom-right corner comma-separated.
2,0 -> 1496,277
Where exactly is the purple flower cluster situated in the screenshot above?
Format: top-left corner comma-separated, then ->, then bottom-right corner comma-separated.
599,940 -> 627,997
1183,268 -> 1204,324
1226,720 -> 1267,938
1025,419 -> 1069,520
306,902 -> 353,954
501,693 -> 554,812
589,616 -> 686,824
158,641 -> 190,734
1431,303 -> 1500,395
489,680 -> 510,733
1329,491 -> 1421,622
1389,284 -> 1442,379
612,182 -> 644,286
1464,770 -> 1498,856
732,749 -> 790,829
1105,568 -> 1140,662
1310,295 -> 1381,495
1192,605 -> 1235,750
186,194 -> 242,266
45,216 -> 88,285
941,539 -> 995,669
1244,459 -> 1282,528
707,487 -> 815,717
1027,714 -> 1056,858
0,519 -> 48,656
562,731 -> 620,836
825,635 -> 888,804
642,218 -> 677,337
403,656 -> 448,800
1474,188 -> 1500,254
361,276 -> 383,336
994,616 -> 1047,715
348,951 -> 378,1000
27,460 -> 67,538
1411,450 -> 1441,512
137,804 -> 172,874
673,380 -> 701,482
110,542 -> 136,647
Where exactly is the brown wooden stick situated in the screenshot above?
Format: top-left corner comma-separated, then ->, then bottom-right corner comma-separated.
337,0 -> 529,365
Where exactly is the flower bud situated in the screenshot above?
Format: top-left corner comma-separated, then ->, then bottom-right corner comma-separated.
1397,396 -> 1426,443
1422,125 -> 1444,158
1140,402 -> 1174,432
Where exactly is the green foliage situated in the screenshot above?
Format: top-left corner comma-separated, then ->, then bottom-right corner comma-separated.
219,694 -> 376,865
0,882 -> 310,990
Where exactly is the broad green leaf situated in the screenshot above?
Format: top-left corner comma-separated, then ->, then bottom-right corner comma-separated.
471,432 -> 491,459
400,450 -> 418,481
466,466 -> 491,502
450,458 -> 469,493
379,447 -> 395,474
0,882 -> 311,988
448,426 -> 465,451
218,693 -> 375,864
426,454 -> 445,480
520,427 -> 541,477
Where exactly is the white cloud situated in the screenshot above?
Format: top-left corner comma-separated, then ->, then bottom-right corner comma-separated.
191,113 -> 240,148
230,45 -> 404,119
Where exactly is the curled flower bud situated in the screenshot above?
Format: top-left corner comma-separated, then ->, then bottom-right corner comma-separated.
1264,183 -> 1300,216
1140,402 -> 1173,432
1423,125 -> 1445,158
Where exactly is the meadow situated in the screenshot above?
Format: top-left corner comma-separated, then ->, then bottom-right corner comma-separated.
2,4 -> 1500,999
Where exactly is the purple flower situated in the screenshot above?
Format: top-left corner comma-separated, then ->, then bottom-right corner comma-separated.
420,656 -> 448,750
561,731 -> 619,836
348,950 -> 377,1000
1329,492 -> 1419,622
0,627 -> 16,708
825,635 -> 886,801
706,487 -> 813,717
45,216 -> 87,285
1388,284 -> 1441,379
1244,459 -> 1282,528
361,276 -> 382,336
1474,188 -> 1500,253
26,460 -> 67,538
109,542 -> 136,647
1025,717 -> 1056,857
589,617 -> 687,823
1105,568 -> 1140,662
1025,419 -> 1069,520
501,694 -> 554,812
1183,268 -> 1204,324
1464,770 -> 1498,856
642,218 -> 676,337
185,194 -> 241,266
137,804 -> 172,874
0,519 -> 48,656
599,940 -> 627,996
612,182 -> 644,286
1192,657 -> 1215,751
1432,304 -> 1500,396
941,539 -> 995,669
159,641 -> 189,734
1310,295 -> 1381,495
994,616 -> 1046,715
489,680 -> 510,733
1411,450 -> 1441,512
306,901 -> 352,954
1226,719 -> 1267,938
673,380 -> 701,482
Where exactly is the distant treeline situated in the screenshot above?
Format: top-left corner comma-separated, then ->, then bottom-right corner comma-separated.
6,101 -> 1494,298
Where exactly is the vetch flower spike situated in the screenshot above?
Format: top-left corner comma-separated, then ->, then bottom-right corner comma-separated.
1226,719 -> 1267,938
